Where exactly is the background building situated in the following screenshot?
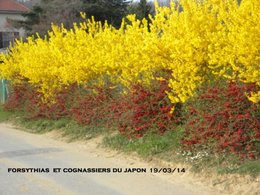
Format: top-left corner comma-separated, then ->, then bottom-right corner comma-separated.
0,0 -> 29,50
0,0 -> 29,103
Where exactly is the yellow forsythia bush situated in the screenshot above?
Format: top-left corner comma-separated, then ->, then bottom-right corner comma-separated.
0,0 -> 259,103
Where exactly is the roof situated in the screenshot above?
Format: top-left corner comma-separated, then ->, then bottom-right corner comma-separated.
0,0 -> 29,13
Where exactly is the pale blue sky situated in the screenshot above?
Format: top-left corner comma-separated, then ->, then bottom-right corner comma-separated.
133,0 -> 170,3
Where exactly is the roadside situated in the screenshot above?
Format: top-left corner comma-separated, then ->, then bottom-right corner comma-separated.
1,121 -> 259,195
1,123 -> 218,195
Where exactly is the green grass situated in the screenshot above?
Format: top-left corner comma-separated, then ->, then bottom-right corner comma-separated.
0,106 -> 13,122
103,126 -> 184,157
0,107 -> 112,141
15,116 -> 73,134
236,161 -> 260,177
60,121 -> 113,141
217,159 -> 260,177
13,116 -> 112,141
6,112 -> 111,141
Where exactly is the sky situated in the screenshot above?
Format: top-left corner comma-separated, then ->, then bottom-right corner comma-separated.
132,0 -> 170,3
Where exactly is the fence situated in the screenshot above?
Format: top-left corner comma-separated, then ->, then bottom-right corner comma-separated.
0,47 -> 9,103
0,79 -> 8,104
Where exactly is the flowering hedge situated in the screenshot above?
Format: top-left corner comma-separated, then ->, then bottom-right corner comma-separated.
112,80 -> 183,138
1,0 -> 259,159
0,0 -> 259,105
71,86 -> 114,126
4,83 -> 74,119
183,81 -> 260,159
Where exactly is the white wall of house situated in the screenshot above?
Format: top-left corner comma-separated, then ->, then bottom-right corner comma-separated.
0,12 -> 26,50
0,12 -> 26,37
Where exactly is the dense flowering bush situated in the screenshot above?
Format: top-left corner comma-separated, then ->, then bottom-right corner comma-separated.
6,80 -> 182,137
0,0 -> 259,160
24,87 -> 73,119
4,83 -> 28,111
71,86 -> 114,126
182,81 -> 260,159
112,80 -> 183,137
4,83 -> 74,119
0,0 -> 259,104
208,0 -> 260,103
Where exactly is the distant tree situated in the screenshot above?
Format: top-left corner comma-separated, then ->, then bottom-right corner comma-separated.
14,0 -> 131,36
82,0 -> 131,28
14,0 -> 83,36
128,0 -> 153,21
18,5 -> 44,33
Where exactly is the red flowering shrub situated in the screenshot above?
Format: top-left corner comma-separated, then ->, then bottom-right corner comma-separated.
4,83 -> 74,119
25,87 -> 74,119
113,80 -> 183,137
4,83 -> 28,111
183,81 -> 260,159
71,86 -> 114,126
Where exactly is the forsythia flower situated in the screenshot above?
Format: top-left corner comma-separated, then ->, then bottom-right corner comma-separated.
0,0 -> 259,103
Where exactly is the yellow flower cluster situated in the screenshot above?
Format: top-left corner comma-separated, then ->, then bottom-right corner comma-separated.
207,0 -> 260,102
0,0 -> 259,103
